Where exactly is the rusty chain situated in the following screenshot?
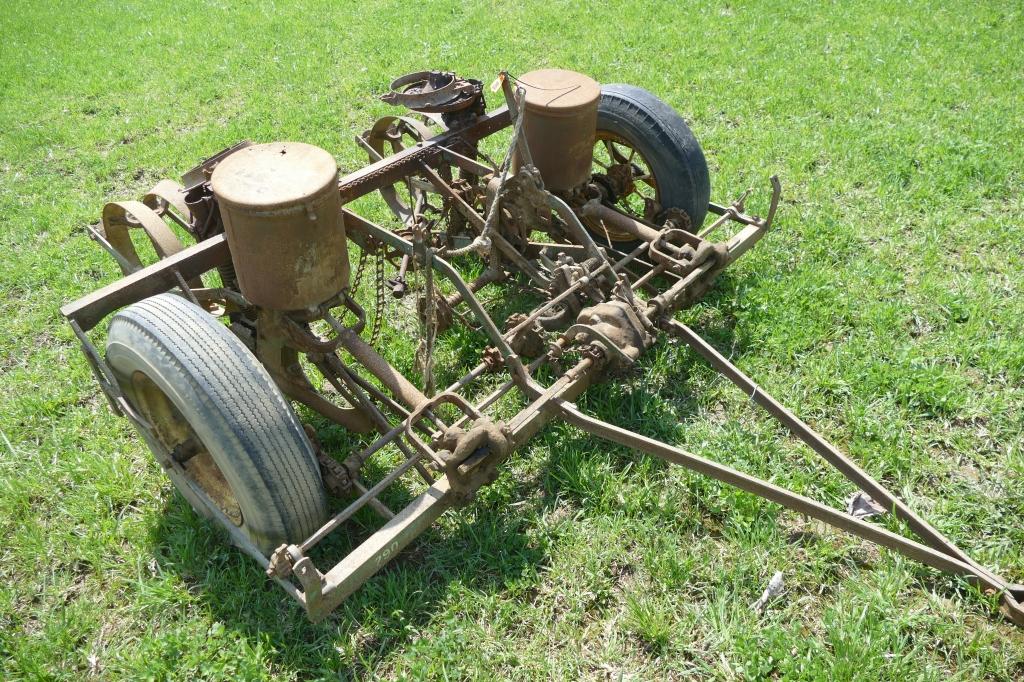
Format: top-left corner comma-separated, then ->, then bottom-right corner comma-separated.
369,244 -> 387,345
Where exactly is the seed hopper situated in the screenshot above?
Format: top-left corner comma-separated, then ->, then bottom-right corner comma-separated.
61,69 -> 1024,623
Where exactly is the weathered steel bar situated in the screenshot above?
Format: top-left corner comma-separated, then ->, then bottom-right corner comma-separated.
351,480 -> 397,520
302,448 -> 427,552
451,354 -> 552,432
85,223 -> 138,274
309,478 -> 452,622
553,398 -> 1024,626
439,145 -> 495,176
337,107 -> 511,203
661,319 -> 1010,588
60,234 -> 231,332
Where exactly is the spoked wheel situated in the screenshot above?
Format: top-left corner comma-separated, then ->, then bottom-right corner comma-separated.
106,293 -> 329,554
589,84 -> 711,245
591,131 -> 661,239
364,115 -> 445,228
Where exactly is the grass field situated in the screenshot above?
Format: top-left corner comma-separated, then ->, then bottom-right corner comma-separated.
2,0 -> 1024,679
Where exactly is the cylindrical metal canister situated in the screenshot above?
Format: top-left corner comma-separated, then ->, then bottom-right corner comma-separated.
210,142 -> 349,311
515,69 -> 600,192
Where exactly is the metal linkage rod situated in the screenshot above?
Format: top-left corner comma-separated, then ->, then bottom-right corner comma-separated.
661,319 -> 1012,591
301,449 -> 428,552
553,398 -> 1024,626
317,354 -> 438,485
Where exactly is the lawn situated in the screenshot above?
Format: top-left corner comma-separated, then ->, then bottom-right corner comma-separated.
2,0 -> 1023,679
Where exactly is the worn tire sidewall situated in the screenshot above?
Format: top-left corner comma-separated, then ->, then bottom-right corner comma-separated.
106,294 -> 326,552
597,84 -> 710,229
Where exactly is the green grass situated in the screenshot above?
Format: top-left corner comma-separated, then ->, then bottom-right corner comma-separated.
2,0 -> 1024,679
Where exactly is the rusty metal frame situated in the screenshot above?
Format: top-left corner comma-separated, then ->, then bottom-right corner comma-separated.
60,82 -> 1024,628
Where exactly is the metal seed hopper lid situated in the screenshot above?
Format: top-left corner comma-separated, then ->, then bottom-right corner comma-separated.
380,70 -> 483,113
516,69 -> 600,112
210,142 -> 338,211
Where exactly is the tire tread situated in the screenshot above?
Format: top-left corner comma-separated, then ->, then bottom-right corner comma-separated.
597,84 -> 710,229
107,293 -> 327,550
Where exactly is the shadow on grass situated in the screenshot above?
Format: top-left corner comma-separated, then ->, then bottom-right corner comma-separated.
149,476 -> 555,677
146,271 -> 753,675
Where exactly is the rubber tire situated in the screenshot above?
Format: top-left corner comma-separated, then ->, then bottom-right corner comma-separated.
106,292 -> 328,553
597,84 -> 711,229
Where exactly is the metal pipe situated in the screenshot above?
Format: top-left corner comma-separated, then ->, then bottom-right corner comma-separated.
352,479 -> 396,520
451,353 -> 551,431
630,262 -> 667,291
340,421 -> 406,473
581,199 -> 660,243
612,241 -> 650,272
696,210 -> 735,239
334,325 -> 430,410
443,362 -> 490,395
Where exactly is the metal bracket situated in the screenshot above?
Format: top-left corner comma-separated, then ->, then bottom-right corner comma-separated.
560,323 -> 633,366
404,392 -> 481,465
292,556 -> 325,603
